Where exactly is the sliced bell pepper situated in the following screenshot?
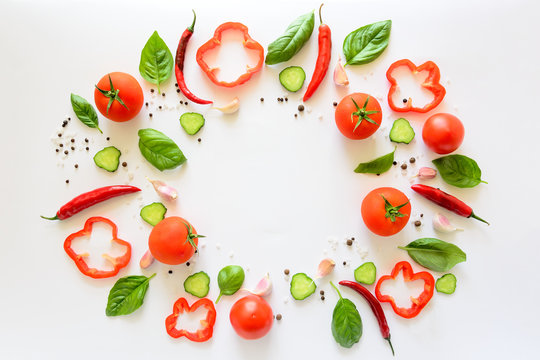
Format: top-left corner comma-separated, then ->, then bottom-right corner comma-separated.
63,217 -> 131,279
165,297 -> 217,342
375,261 -> 434,319
386,59 -> 446,113
196,22 -> 264,88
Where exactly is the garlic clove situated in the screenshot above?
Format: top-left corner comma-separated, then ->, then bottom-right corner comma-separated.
214,97 -> 240,114
432,213 -> 463,233
316,258 -> 336,278
140,250 -> 155,269
246,273 -> 272,297
414,167 -> 437,180
147,178 -> 178,201
333,57 -> 349,86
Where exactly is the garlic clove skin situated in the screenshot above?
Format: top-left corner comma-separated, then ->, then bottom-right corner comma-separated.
333,57 -> 349,86
147,178 -> 178,201
432,213 -> 463,233
246,273 -> 272,297
316,258 -> 336,278
414,167 -> 437,180
140,250 -> 155,269
214,97 -> 240,114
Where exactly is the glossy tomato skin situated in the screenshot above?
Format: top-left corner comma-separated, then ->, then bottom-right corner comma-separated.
148,216 -> 197,265
422,113 -> 464,154
335,93 -> 382,139
361,187 -> 411,237
94,72 -> 144,122
230,295 -> 273,340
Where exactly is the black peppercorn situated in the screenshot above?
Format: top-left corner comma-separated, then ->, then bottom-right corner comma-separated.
298,104 -> 305,111
401,163 -> 407,170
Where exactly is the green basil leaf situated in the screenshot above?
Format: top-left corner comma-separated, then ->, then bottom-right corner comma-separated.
106,273 -> 156,316
343,20 -> 392,66
265,11 -> 315,65
354,147 -> 395,174
399,238 -> 466,272
138,128 -> 186,171
139,31 -> 173,93
216,265 -> 245,303
70,93 -> 102,133
432,154 -> 487,188
332,298 -> 363,348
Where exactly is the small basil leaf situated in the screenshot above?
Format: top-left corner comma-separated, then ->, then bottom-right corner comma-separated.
265,11 -> 315,65
70,93 -> 102,133
354,147 -> 396,174
138,128 -> 186,171
139,31 -> 173,93
332,298 -> 363,348
343,20 -> 392,66
399,238 -> 466,272
106,274 -> 156,316
432,154 -> 486,188
216,265 -> 245,303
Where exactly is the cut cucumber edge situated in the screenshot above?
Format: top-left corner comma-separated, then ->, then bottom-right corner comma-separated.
93,146 -> 121,172
290,273 -> 316,300
436,273 -> 457,294
279,66 -> 306,92
184,271 -> 210,298
180,112 -> 205,135
140,202 -> 167,226
354,262 -> 376,285
389,118 -> 415,144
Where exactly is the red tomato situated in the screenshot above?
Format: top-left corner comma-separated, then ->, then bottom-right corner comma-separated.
148,217 -> 198,265
361,187 -> 411,237
335,93 -> 382,139
230,295 -> 273,340
94,72 -> 144,122
422,113 -> 464,154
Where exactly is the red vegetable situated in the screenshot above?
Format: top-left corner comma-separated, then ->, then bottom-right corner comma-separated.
165,297 -> 217,342
229,295 -> 273,340
303,4 -> 331,102
41,185 -> 141,220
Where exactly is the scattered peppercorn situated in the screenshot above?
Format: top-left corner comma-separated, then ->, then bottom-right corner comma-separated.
409,157 -> 416,163
85,147 -> 89,151
122,162 -> 127,167
376,173 -> 381,176
198,138 -> 201,142
180,100 -> 184,104
70,139 -> 75,143
284,269 -> 290,275
414,220 -> 422,227
420,213 -> 424,218
294,114 -> 298,118
150,89 -> 155,93
176,89 -> 180,93
320,290 -> 325,295
149,113 -> 153,117
351,237 -> 355,240
401,163 -> 408,170
74,164 -> 78,169
298,104 -> 305,112
106,137 -> 110,141
175,83 -> 178,87
158,106 -> 162,110
276,314 -> 282,321
393,161 -> 397,165
62,123 -> 66,128
162,93 -> 165,97
70,146 -> 75,151
343,261 -> 347,266
145,102 -> 148,107
64,150 -> 68,155
321,296 -> 325,301
346,239 -> 353,246
55,149 -> 59,152
58,133 -> 62,137
168,270 -> 173,274
333,101 -> 337,107
59,144 -> 64,148
186,262 -> 190,267
403,98 -> 408,103
68,117 -> 71,121
260,97 -> 264,102
284,97 -> 288,102
184,102 -> 188,106
66,179 -> 69,184
85,138 -> 89,143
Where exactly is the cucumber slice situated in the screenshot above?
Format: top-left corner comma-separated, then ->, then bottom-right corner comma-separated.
389,118 -> 415,144
184,271 -> 210,298
140,202 -> 167,226
354,262 -> 376,285
290,273 -> 316,300
436,273 -> 457,294
93,146 -> 121,172
279,66 -> 306,92
180,112 -> 205,135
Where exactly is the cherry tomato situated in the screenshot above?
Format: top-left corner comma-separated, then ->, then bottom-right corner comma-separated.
335,93 -> 382,139
361,187 -> 411,237
230,295 -> 273,340
148,216 -> 198,265
94,72 -> 144,122
422,113 -> 464,154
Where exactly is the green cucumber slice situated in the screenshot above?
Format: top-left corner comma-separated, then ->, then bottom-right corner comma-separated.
184,271 -> 210,298
140,202 -> 167,226
93,146 -> 121,172
389,118 -> 415,144
290,273 -> 316,300
180,112 -> 205,135
279,66 -> 306,92
436,273 -> 457,294
354,262 -> 376,285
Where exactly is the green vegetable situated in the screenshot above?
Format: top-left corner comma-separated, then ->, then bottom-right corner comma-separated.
265,11 -> 315,65
343,20 -> 392,66
354,147 -> 396,174
354,262 -> 376,285
290,273 -> 316,300
93,146 -> 121,172
389,118 -> 415,144
330,282 -> 362,348
179,112 -> 205,135
436,273 -> 457,294
279,66 -> 306,92
216,265 -> 245,303
70,93 -> 102,133
140,202 -> 167,226
432,154 -> 487,188
106,273 -> 156,316
184,271 -> 210,298
139,31 -> 173,93
398,238 -> 467,272
138,128 -> 186,171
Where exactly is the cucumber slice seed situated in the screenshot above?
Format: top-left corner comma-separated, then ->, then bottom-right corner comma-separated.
93,146 -> 121,172
279,66 -> 306,92
140,202 -> 167,226
290,273 -> 316,300
184,271 -> 210,298
354,262 -> 377,285
436,273 -> 457,294
389,118 -> 415,144
180,112 -> 205,135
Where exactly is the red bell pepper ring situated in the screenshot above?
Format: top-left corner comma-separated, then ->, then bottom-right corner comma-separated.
63,217 -> 132,279
165,297 -> 217,342
386,59 -> 446,113
375,261 -> 434,319
196,22 -> 264,88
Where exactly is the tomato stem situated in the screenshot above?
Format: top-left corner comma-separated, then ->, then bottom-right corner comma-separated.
351,96 -> 379,131
95,75 -> 129,114
381,195 -> 409,222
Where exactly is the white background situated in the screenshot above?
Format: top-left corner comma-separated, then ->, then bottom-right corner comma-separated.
1,0 -> 539,358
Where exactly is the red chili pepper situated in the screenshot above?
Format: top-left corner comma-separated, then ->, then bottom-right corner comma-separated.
411,184 -> 489,224
63,217 -> 131,279
339,280 -> 394,355
196,22 -> 264,88
303,4 -> 331,102
174,10 -> 212,105
41,185 -> 141,220
375,261 -> 434,319
386,59 -> 446,113
165,297 -> 217,342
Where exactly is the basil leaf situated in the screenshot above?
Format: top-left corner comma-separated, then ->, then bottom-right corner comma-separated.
343,20 -> 392,66
332,298 -> 363,348
139,31 -> 173,93
433,154 -> 487,188
70,93 -> 102,133
265,11 -> 315,65
354,147 -> 396,174
106,273 -> 156,316
216,265 -> 245,303
399,238 -> 466,272
138,128 -> 186,171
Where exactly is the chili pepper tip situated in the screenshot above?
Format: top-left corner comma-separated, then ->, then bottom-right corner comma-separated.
40,215 -> 59,220
386,336 -> 395,356
470,212 -> 489,225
